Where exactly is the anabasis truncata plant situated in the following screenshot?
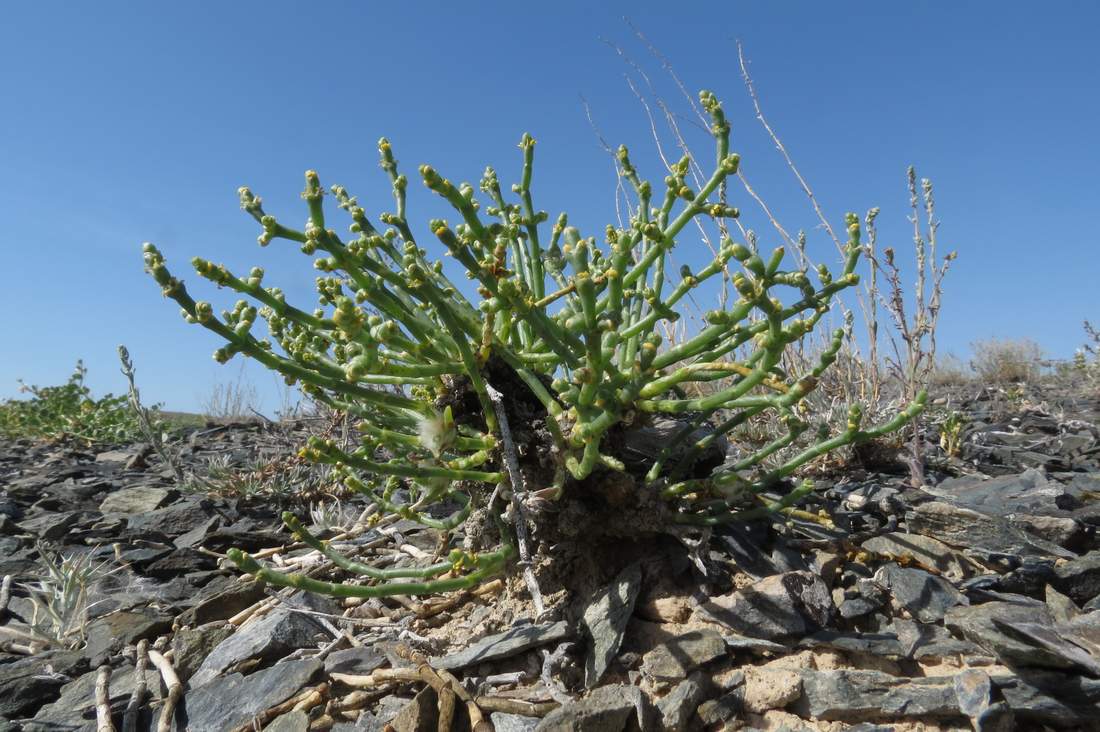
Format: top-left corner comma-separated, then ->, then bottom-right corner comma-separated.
143,91 -> 924,599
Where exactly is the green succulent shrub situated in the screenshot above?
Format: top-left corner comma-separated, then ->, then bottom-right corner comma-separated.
0,361 -> 147,444
144,91 -> 924,598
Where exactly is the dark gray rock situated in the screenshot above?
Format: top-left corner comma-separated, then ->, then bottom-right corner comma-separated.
719,633 -> 789,654
798,630 -> 904,658
656,673 -> 709,731
189,600 -> 330,686
84,609 -> 173,666
176,580 -> 268,628
794,669 -> 959,721
535,683 -> 653,731
873,563 -> 968,622
263,710 -> 311,732
993,669 -> 1100,728
179,658 -> 321,732
944,601 -> 1073,669
170,621 -> 236,682
27,664 -> 164,731
580,563 -> 641,688
893,618 -> 986,660
991,616 -> 1100,676
861,531 -> 981,580
695,571 -> 834,640
126,498 -> 213,537
641,629 -> 726,682
18,510 -> 84,540
908,500 -> 1075,564
925,468 -> 1069,515
954,668 -> 1014,732
354,695 -> 408,731
0,650 -> 88,718
98,485 -> 174,515
388,686 -> 437,732
324,646 -> 388,676
430,620 -> 572,670
1052,550 -> 1100,604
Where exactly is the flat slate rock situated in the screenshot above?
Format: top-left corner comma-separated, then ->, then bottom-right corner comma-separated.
641,629 -> 726,681
179,658 -> 322,732
98,485 -> 173,515
944,601 -> 1073,669
861,531 -> 981,580
534,683 -> 653,731
430,620 -> 572,670
873,563 -> 968,623
580,563 -> 641,688
923,468 -> 1069,515
794,669 -> 960,721
695,571 -> 833,640
189,600 -> 330,686
907,500 -> 1075,563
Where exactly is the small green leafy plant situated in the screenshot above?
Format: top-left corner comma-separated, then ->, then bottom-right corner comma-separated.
145,91 -> 924,598
0,361 -> 147,444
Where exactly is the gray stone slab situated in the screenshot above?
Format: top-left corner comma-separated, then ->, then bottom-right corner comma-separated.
430,620 -> 572,670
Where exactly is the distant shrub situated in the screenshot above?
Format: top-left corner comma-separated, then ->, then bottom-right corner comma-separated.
970,338 -> 1043,384
929,353 -> 971,387
0,361 -> 147,444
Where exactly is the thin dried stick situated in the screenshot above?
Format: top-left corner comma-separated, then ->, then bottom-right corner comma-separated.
122,639 -> 149,732
146,650 -> 181,732
0,575 -> 11,617
487,384 -> 545,617
736,41 -> 842,254
95,665 -> 116,732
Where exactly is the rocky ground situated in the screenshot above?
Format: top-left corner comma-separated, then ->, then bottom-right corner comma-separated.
1,379 -> 1100,731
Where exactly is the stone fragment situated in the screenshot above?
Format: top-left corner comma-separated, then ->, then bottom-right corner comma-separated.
944,601 -> 1072,669
98,485 -> 173,515
490,712 -> 539,731
1051,550 -> 1100,604
861,531 -> 981,580
170,622 -> 236,682
798,630 -> 904,658
126,498 -> 214,537
993,669 -> 1100,727
176,580 -> 268,628
991,617 -> 1100,676
908,501 -> 1074,564
389,686 -> 437,732
190,600 -> 330,686
641,628 -> 727,681
893,618 -> 985,660
581,563 -> 641,688
1012,514 -> 1086,548
28,665 -> 164,730
794,669 -> 959,721
873,563 -> 968,622
84,609 -> 173,665
264,710 -> 311,732
430,620 -> 572,670
324,646 -> 388,676
534,683 -> 653,731
0,650 -> 88,718
179,658 -> 322,732
656,673 -> 709,731
954,668 -> 1015,732
695,571 -> 833,640
696,694 -> 740,726
924,468 -> 1068,515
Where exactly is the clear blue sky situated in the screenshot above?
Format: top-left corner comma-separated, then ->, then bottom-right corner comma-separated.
2,2 -> 1097,414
